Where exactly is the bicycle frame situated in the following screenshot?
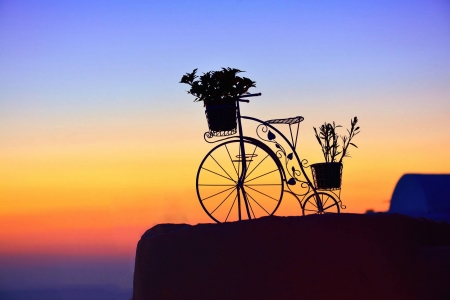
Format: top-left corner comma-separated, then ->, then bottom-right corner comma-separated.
199,93 -> 343,221
235,98 -> 324,213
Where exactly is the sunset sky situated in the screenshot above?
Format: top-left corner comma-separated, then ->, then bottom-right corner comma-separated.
1,0 -> 450,292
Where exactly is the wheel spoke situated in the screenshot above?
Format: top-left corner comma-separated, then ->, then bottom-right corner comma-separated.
201,186 -> 236,202
304,208 -> 319,213
246,169 -> 279,183
225,144 -> 239,177
225,193 -> 238,222
246,191 -> 271,215
323,202 -> 338,211
237,145 -> 241,178
322,195 -> 329,207
210,154 -> 236,182
211,187 -> 238,214
244,154 -> 269,180
246,183 -> 282,186
198,184 -> 236,186
246,193 -> 256,219
245,144 -> 259,175
308,198 -> 318,208
245,185 -> 279,202
201,167 -> 236,182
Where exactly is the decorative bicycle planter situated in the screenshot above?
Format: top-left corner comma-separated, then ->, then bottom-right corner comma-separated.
181,68 -> 360,223
195,95 -> 357,223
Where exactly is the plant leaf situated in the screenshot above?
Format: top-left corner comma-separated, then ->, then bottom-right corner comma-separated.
268,131 -> 276,140
287,178 -> 296,185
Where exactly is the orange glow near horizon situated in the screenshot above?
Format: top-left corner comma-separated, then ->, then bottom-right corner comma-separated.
2,126 -> 449,258
2,76 -> 450,260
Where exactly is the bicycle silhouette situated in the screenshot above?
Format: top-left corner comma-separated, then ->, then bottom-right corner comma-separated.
196,93 -> 345,223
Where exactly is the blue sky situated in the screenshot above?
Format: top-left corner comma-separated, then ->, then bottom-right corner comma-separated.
2,0 -> 449,114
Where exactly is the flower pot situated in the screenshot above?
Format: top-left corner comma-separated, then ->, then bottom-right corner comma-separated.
205,102 -> 237,132
310,162 -> 343,190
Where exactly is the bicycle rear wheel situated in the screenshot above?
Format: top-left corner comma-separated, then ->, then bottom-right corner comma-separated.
302,192 -> 340,215
196,138 -> 284,223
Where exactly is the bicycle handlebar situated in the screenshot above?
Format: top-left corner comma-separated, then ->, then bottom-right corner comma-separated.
237,93 -> 261,103
239,93 -> 261,98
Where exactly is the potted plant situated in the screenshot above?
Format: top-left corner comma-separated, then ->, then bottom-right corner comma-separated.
311,117 -> 360,190
180,68 -> 256,132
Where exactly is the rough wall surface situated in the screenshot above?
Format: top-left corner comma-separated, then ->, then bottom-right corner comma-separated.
133,214 -> 450,300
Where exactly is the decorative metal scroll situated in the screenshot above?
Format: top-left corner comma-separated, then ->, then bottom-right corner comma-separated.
254,121 -> 311,197
204,128 -> 237,143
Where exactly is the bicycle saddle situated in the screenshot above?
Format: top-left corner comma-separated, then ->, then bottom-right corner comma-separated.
265,116 -> 304,125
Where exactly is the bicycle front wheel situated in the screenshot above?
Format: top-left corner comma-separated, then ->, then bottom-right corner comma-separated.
196,139 -> 284,223
302,192 -> 340,215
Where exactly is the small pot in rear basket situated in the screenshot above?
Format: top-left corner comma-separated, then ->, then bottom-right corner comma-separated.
310,162 -> 343,190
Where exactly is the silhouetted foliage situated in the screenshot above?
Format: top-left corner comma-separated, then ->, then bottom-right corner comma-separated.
180,68 -> 256,105
314,117 -> 360,163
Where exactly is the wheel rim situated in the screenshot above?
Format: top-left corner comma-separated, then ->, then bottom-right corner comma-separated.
302,192 -> 340,215
197,139 -> 284,223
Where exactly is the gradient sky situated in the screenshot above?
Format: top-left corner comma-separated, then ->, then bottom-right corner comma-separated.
1,0 -> 450,291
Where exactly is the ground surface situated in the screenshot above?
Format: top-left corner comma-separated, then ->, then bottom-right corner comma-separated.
133,213 -> 450,300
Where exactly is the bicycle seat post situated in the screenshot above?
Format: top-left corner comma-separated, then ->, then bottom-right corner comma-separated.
235,99 -> 253,220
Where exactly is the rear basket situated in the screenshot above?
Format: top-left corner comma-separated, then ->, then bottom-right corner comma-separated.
311,162 -> 343,190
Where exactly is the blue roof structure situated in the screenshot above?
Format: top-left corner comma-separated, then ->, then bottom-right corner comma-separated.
389,174 -> 450,223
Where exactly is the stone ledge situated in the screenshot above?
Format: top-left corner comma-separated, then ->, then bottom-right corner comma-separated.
133,213 -> 450,300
